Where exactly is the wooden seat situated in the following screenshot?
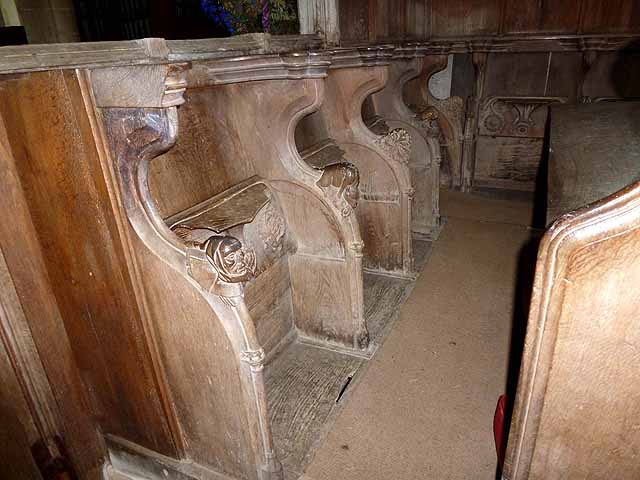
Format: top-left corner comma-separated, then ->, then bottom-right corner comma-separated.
167,177 -> 271,234
296,46 -> 416,277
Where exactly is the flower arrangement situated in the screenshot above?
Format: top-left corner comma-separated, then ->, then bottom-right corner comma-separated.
201,0 -> 298,35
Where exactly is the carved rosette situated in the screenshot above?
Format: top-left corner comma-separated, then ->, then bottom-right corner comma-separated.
256,203 -> 286,253
315,162 -> 361,217
373,128 -> 411,164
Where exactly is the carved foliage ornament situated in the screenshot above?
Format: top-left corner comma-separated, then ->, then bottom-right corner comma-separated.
316,162 -> 360,216
480,96 -> 566,138
374,128 -> 411,164
256,202 -> 286,253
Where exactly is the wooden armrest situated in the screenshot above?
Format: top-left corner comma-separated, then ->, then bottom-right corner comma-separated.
300,139 -> 346,168
364,116 -> 390,135
166,176 -> 270,233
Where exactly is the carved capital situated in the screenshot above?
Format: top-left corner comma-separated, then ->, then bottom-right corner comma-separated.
316,162 -> 360,217
374,128 -> 411,164
240,348 -> 266,370
348,240 -> 365,257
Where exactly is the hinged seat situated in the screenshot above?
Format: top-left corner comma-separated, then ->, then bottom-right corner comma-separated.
167,176 -> 270,234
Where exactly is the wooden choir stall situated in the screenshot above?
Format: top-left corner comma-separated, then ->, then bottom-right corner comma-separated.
1,21 -> 640,480
0,35 -> 436,480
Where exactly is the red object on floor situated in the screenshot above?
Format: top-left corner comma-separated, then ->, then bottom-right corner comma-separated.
494,394 -> 508,468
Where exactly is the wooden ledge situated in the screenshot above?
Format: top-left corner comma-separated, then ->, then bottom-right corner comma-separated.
186,51 -> 330,86
167,176 -> 270,234
327,46 -> 394,69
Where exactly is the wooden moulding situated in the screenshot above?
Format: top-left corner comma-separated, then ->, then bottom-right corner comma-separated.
0,33 -> 324,75
369,48 -> 443,240
88,50 -> 369,480
504,178 -> 640,479
297,45 -> 416,278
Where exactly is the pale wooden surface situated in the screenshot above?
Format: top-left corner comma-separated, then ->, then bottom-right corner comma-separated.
505,113 -> 640,478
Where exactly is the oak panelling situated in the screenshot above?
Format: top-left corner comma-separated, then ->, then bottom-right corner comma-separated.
0,69 -> 179,461
406,0 -> 430,40
431,0 -> 502,37
339,0 -> 370,44
386,0 -> 407,40
339,0 -> 640,42
545,52 -> 583,99
502,0 -> 581,34
0,71 -> 176,457
580,0 -> 640,33
244,256 -> 295,357
288,255 -> 356,347
0,81 -> 107,477
547,103 -> 640,224
0,325 -> 43,480
484,53 -> 550,97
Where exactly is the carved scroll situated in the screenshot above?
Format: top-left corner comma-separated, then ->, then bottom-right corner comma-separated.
315,162 -> 360,216
479,96 -> 567,138
374,128 -> 412,165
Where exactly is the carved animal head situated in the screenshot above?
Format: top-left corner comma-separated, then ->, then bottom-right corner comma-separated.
316,162 -> 360,211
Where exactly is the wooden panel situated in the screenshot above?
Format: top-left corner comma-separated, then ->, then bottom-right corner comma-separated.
485,53 -> 550,97
0,82 -> 107,476
0,329 -> 43,480
431,0 -> 502,37
245,256 -> 295,357
406,0 -> 430,39
266,342 -> 363,478
502,0 -> 581,34
339,0 -> 370,43
506,167 -> 640,477
0,71 -> 175,456
580,0 -> 640,33
547,103 -> 640,223
474,136 -> 542,191
386,0 -> 407,40
546,52 -> 583,99
288,255 -> 355,345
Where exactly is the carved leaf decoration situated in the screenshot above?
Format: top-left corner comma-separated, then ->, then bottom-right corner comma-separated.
374,128 -> 411,164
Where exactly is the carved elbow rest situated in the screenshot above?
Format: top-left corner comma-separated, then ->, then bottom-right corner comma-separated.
300,140 -> 361,216
315,162 -> 360,215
